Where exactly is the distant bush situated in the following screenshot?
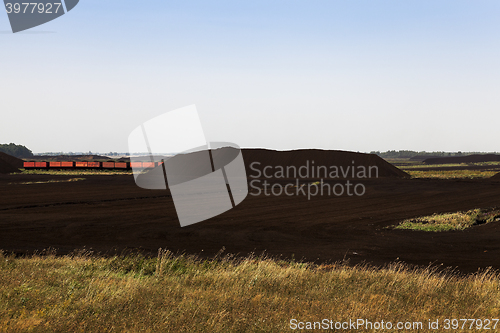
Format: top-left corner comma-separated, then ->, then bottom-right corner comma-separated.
0,143 -> 33,158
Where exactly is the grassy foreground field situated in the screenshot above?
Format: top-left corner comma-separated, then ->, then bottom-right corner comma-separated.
1,250 -> 500,332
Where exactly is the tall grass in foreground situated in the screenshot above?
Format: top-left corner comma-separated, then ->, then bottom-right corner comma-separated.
1,250 -> 500,332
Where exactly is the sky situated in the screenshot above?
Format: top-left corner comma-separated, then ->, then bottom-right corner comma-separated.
1,0 -> 500,154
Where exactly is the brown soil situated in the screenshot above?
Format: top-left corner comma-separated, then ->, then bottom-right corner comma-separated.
1,150 -> 500,274
423,154 -> 500,165
0,152 -> 21,174
409,155 -> 439,161
0,161 -> 18,174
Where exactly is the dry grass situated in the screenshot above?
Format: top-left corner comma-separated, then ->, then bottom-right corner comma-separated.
1,250 -> 500,332
18,169 -> 133,176
391,161 -> 500,179
393,208 -> 500,232
8,178 -> 85,185
406,170 -> 498,179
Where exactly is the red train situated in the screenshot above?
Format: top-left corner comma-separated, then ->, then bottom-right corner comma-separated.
23,161 -> 163,170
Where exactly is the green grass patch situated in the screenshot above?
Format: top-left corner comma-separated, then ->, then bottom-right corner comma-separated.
17,169 -> 133,176
8,178 -> 86,185
392,208 -> 500,232
391,161 -> 500,179
406,170 -> 498,179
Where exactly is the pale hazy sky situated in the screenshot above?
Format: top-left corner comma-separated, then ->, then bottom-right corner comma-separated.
1,1 -> 499,153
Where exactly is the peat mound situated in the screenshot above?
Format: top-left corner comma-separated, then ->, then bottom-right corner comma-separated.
0,152 -> 21,174
423,154 -> 500,165
241,149 -> 410,179
136,148 -> 409,185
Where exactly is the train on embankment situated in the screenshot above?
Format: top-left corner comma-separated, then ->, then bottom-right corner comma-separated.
22,161 -> 161,170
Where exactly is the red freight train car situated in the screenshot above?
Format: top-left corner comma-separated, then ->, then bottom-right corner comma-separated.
114,162 -> 128,169
130,162 -> 156,168
23,161 -> 130,170
48,162 -> 76,168
34,162 -> 49,168
130,162 -> 142,168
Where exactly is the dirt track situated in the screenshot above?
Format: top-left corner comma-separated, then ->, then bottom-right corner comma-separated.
1,173 -> 500,274
423,154 -> 500,165
408,165 -> 500,172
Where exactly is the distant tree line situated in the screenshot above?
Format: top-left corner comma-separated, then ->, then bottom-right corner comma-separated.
0,143 -> 33,158
370,150 -> 499,159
